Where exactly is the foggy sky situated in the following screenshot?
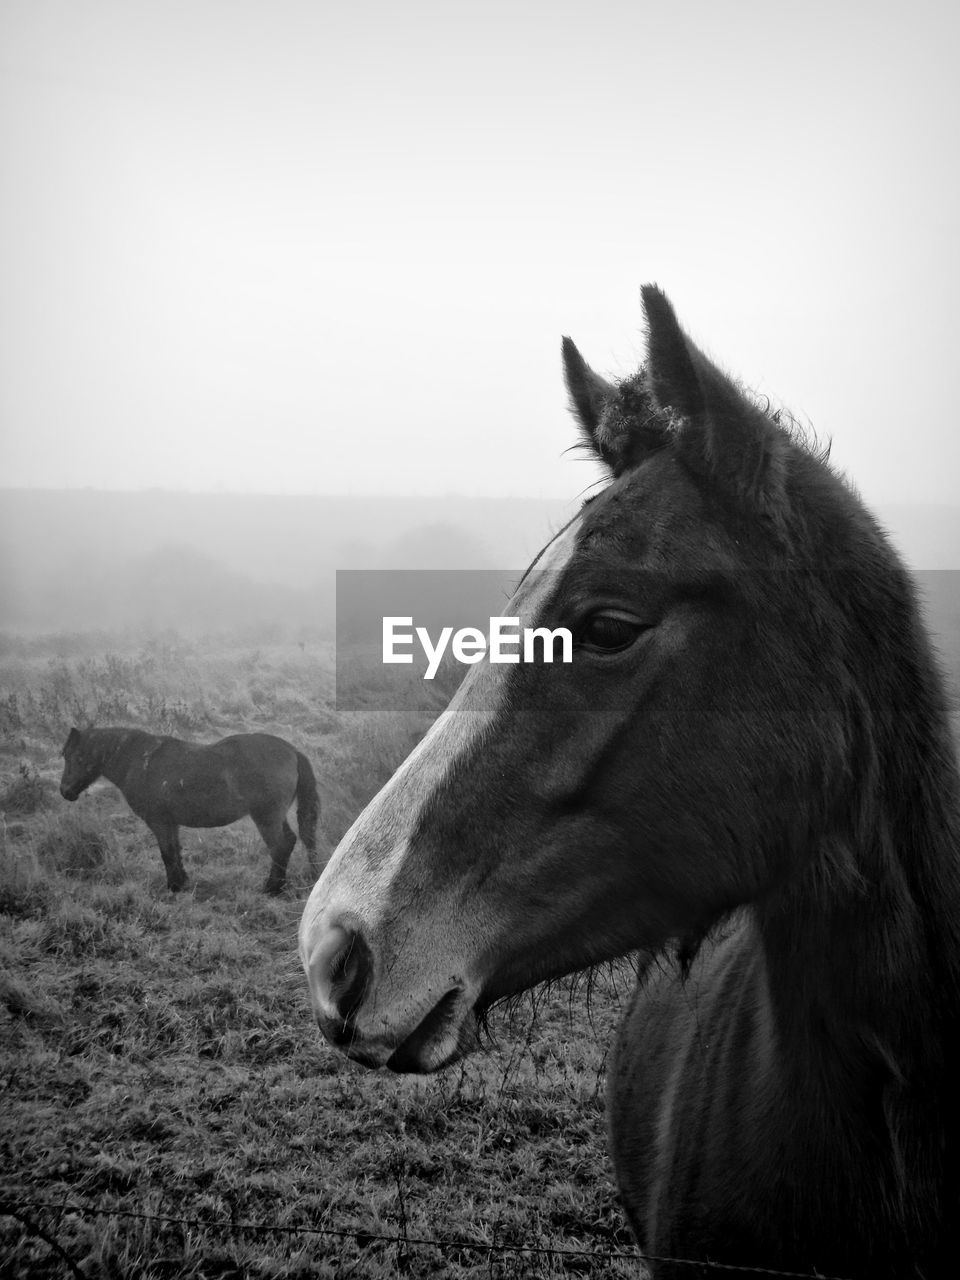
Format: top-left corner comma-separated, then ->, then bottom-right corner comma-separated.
1,0 -> 958,505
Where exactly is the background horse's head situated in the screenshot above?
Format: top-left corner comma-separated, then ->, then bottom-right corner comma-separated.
60,726 -> 101,801
300,285 -> 924,1073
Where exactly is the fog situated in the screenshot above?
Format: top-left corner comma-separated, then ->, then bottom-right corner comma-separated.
0,2 -> 957,653
0,492 -> 957,678
2,1 -> 958,506
0,488 -> 573,633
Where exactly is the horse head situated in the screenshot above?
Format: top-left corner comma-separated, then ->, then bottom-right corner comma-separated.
300,286 -> 918,1074
59,725 -> 102,801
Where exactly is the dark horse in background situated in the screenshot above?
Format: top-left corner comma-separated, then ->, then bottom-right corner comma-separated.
61,727 -> 320,894
300,286 -> 960,1277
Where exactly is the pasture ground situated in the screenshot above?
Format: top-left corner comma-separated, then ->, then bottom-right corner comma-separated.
0,634 -> 642,1278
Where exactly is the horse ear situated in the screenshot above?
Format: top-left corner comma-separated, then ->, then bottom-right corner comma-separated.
562,337 -> 615,453
640,284 -> 789,527
562,336 -> 666,474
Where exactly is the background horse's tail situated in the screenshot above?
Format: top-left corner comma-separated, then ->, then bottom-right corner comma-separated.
295,751 -> 321,870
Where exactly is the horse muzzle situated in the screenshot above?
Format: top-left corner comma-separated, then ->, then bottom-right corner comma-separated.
302,919 -> 479,1073
60,783 -> 80,801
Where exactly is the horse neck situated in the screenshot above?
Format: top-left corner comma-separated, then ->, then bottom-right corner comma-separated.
90,728 -> 146,784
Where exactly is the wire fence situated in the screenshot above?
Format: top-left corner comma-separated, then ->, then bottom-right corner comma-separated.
1,1193 -> 855,1279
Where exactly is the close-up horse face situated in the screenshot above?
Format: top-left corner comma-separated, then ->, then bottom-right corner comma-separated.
59,727 -> 99,801
299,286 -> 859,1074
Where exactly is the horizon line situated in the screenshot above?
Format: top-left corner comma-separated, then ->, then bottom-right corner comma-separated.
0,485 -> 957,510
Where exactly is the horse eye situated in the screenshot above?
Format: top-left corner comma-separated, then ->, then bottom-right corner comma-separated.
577,612 -> 648,654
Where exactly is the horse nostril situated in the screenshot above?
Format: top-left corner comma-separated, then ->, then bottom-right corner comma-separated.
328,929 -> 372,1024
307,922 -> 374,1028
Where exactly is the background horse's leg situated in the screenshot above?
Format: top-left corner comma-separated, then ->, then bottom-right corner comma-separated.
146,819 -> 188,891
294,750 -> 320,876
253,810 -> 297,895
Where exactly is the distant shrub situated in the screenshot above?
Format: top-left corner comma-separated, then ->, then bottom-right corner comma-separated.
21,661 -> 89,737
9,641 -> 216,741
219,685 -> 256,719
270,688 -> 314,719
248,681 -> 272,710
0,691 -> 23,734
138,692 -> 211,734
0,762 -> 51,815
0,840 -> 50,917
37,810 -> 113,877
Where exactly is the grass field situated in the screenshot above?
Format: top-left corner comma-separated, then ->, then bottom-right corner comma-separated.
0,634 -> 643,1279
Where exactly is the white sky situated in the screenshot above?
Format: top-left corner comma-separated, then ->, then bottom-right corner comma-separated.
1,0 -> 957,503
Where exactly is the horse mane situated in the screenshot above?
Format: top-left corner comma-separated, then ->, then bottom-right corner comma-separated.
568,328 -> 960,1251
